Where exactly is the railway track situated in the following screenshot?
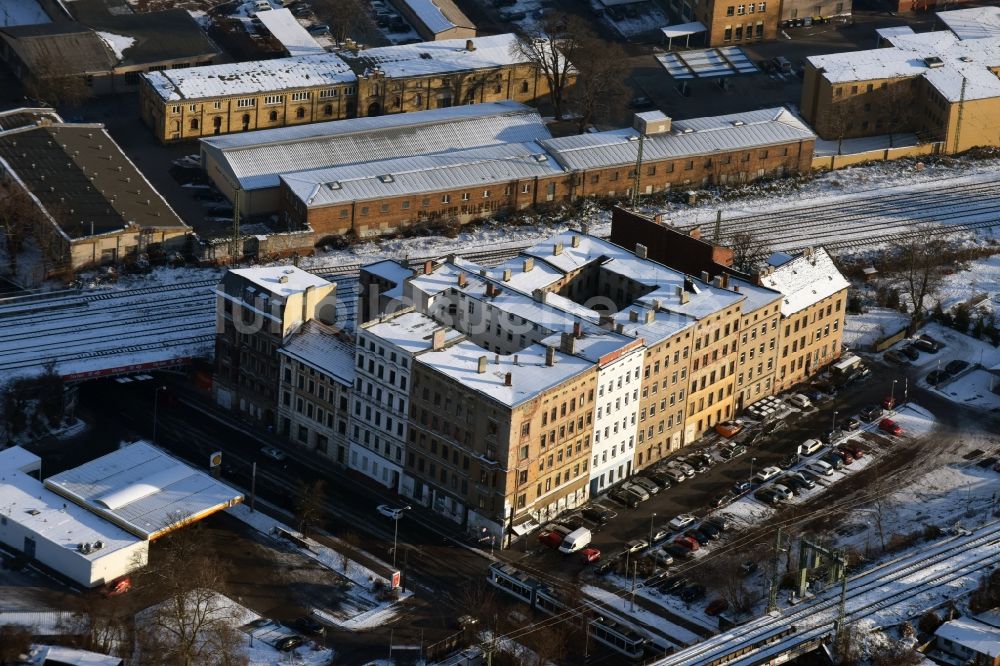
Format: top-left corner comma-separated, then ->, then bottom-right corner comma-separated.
656,520 -> 1000,665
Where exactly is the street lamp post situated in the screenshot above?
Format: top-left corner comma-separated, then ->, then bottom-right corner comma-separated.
891,379 -> 897,408
152,385 -> 167,444
392,506 -> 411,569
832,410 -> 838,433
749,457 -> 756,483
649,512 -> 657,575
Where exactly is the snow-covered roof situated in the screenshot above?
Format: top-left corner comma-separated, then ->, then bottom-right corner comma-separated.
33,646 -> 124,666
44,441 -> 243,540
875,25 -> 914,41
363,260 -> 415,300
935,616 -> 1000,657
0,0 -> 50,28
399,0 -> 474,35
255,8 -> 325,56
200,101 -> 549,191
228,266 -> 332,299
759,247 -> 849,316
339,33 -> 532,78
612,304 -> 694,345
661,22 -> 706,38
279,320 -> 355,386
486,256 -> 564,294
142,52 -> 355,102
807,31 -> 1000,102
540,107 -> 815,171
0,463 -> 142,562
729,277 -> 782,313
284,141 -> 562,207
363,311 -> 462,354
417,339 -> 594,408
937,6 -> 1000,40
0,445 -> 41,474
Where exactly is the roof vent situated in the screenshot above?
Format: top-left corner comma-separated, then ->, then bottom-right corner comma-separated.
379,174 -> 394,183
924,56 -> 944,68
683,127 -> 694,134
960,55 -> 973,63
731,120 -> 745,127
627,135 -> 640,142
533,154 -> 547,162
419,52 -> 432,59
326,181 -> 341,190
279,275 -> 289,284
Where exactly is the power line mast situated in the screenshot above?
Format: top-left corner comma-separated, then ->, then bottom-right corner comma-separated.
230,185 -> 241,266
631,132 -> 645,209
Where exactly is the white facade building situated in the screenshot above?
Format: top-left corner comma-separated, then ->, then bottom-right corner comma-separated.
589,346 -> 644,495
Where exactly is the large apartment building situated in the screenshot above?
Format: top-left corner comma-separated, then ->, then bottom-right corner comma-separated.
140,33 -> 560,143
666,0 -> 781,46
242,223 -> 847,545
801,11 -> 1000,152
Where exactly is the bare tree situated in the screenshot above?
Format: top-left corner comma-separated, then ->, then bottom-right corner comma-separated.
883,80 -> 912,149
0,625 -> 32,662
315,0 -> 371,43
339,530 -> 360,572
510,16 -> 587,120
25,53 -> 89,109
567,33 -> 628,133
0,183 -> 39,276
702,554 -> 761,614
887,227 -> 949,334
728,230 -> 772,274
294,478 -> 328,536
133,526 -> 246,666
824,102 -> 852,156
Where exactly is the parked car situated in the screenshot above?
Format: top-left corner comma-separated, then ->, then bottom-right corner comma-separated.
673,536 -> 700,551
832,447 -> 855,465
914,338 -> 939,353
946,360 -> 970,374
692,451 -> 716,468
806,460 -> 834,476
621,482 -> 650,501
276,636 -> 304,652
684,529 -> 711,546
660,575 -> 688,594
581,547 -> 602,563
860,405 -> 883,422
376,504 -> 407,519
682,456 -> 707,473
646,471 -> 673,489
840,441 -> 864,459
295,617 -> 325,635
669,514 -> 696,530
538,526 -> 570,548
879,418 -> 903,436
900,344 -> 920,360
753,466 -> 782,483
779,452 -> 800,469
624,538 -> 649,553
711,491 -> 736,507
881,395 -> 897,410
662,467 -> 687,484
787,471 -> 815,490
798,439 -> 823,456
306,22 -> 330,33
755,488 -> 781,505
582,506 -> 616,524
696,522 -> 722,539
732,480 -> 753,496
703,516 -> 731,532
719,444 -> 747,460
842,417 -> 861,431
884,350 -> 910,365
650,526 -> 671,544
820,429 -> 845,445
609,488 -> 641,508
715,420 -> 743,437
260,445 -> 287,461
652,549 -> 674,567
680,584 -> 706,602
664,543 -> 694,560
788,393 -> 812,409
770,484 -> 792,501
820,451 -> 844,470
706,598 -> 730,615
927,370 -> 951,386
631,477 -> 660,495
670,461 -> 697,478
778,475 -> 808,492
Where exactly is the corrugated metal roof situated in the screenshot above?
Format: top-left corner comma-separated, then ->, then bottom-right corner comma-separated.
283,140 -> 563,205
339,33 -> 531,77
279,320 -> 356,385
201,102 -> 551,191
256,8 -> 325,56
541,107 -> 815,171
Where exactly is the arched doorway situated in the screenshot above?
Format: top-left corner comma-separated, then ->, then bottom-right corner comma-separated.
367,102 -> 381,117
213,116 -> 222,134
241,114 -> 251,131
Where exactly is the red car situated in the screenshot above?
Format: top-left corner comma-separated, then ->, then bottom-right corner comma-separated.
879,418 -> 903,436
881,395 -> 896,410
673,536 -> 700,552
841,441 -> 864,459
580,547 -> 601,564
538,528 -> 567,549
833,448 -> 854,465
100,577 -> 132,597
705,598 -> 729,616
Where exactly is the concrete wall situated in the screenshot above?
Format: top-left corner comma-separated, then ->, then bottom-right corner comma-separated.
812,141 -> 943,171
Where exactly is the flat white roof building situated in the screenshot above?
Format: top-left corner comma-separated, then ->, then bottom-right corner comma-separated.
759,247 -> 850,316
45,441 -> 243,540
255,8 -> 325,56
0,447 -> 148,588
937,5 -> 1000,41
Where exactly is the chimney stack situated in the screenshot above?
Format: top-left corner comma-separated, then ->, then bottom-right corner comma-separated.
722,273 -> 730,288
689,226 -> 702,240
700,271 -> 710,283
553,243 -> 564,256
504,372 -> 512,386
545,346 -> 556,366
599,314 -> 613,328
523,257 -> 534,272
560,332 -> 576,355
477,356 -> 488,373
571,235 -> 581,248
713,275 -> 723,287
466,39 -> 475,51
502,269 -> 512,282
614,323 -> 625,333
532,288 -> 545,303
573,321 -> 583,338
423,260 -> 433,275
458,272 -> 467,288
432,328 -> 446,350
654,212 -> 667,225
629,310 -> 639,322
635,243 -> 648,259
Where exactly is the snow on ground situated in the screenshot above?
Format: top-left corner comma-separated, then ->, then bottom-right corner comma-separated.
936,252 -> 1000,314
187,9 -> 211,28
96,31 -> 135,60
814,133 -> 920,157
227,503 -> 410,630
844,308 -> 909,351
890,402 -> 936,438
883,322 -> 1000,375
582,584 -> 700,647
936,368 -> 1000,410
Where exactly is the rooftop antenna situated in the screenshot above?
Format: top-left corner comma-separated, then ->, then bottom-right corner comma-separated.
230,184 -> 241,266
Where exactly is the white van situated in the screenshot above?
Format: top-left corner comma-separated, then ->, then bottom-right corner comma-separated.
559,527 -> 592,554
788,393 -> 812,409
798,438 -> 823,456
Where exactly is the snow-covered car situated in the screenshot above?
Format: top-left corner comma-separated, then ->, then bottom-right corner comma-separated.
752,466 -> 782,483
260,446 -> 287,462
669,514 -> 696,530
788,393 -> 812,409
376,504 -> 408,519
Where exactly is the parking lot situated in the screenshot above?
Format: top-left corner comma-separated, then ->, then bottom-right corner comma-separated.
507,353 -> 918,588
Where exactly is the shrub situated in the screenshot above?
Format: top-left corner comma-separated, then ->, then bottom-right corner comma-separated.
917,610 -> 942,635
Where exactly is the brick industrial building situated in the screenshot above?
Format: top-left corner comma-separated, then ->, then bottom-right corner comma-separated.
268,105 -> 813,240
801,7 -> 1000,152
140,33 -> 564,143
230,222 -> 847,544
